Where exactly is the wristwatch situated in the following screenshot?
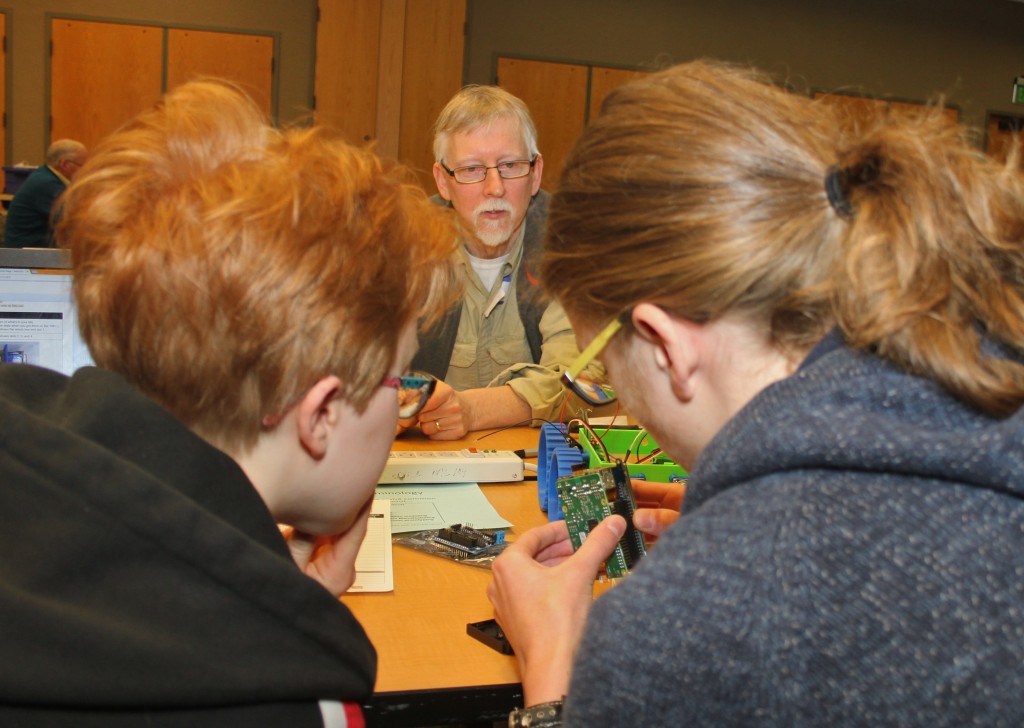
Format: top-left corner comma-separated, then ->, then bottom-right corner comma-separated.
508,699 -> 564,727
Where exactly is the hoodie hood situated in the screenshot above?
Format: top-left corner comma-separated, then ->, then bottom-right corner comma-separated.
0,365 -> 375,708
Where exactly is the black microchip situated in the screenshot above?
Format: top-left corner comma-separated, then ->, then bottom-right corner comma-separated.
434,524 -> 506,556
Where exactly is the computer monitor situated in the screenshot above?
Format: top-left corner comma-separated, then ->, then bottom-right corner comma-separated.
0,248 -> 94,376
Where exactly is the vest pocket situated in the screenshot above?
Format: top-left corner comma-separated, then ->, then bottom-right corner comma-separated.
486,337 -> 532,368
449,342 -> 478,369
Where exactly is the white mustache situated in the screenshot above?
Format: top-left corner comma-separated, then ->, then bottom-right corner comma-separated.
472,199 -> 514,221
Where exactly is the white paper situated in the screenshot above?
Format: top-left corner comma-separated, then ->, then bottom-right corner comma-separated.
347,500 -> 393,593
374,482 -> 513,533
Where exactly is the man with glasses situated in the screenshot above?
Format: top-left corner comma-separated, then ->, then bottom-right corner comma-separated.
408,85 -> 601,439
3,138 -> 88,248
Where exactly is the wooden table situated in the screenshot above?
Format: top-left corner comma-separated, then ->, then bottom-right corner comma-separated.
342,427 -> 546,726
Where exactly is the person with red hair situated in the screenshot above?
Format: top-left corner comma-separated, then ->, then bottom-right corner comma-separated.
0,80 -> 460,727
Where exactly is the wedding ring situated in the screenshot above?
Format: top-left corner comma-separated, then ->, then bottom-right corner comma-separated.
435,420 -> 443,432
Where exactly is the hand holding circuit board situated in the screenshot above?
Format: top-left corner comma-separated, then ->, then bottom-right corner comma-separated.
555,462 -> 647,580
486,510 -> 628,705
485,444 -> 680,701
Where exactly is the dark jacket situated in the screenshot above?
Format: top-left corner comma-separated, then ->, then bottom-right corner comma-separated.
413,190 -> 549,378
3,165 -> 66,248
0,365 -> 376,726
568,331 -> 1024,726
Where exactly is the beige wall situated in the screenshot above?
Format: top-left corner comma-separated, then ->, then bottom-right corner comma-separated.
464,0 -> 1024,142
3,0 -> 315,164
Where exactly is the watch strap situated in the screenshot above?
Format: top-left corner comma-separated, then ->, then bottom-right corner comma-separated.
508,699 -> 564,727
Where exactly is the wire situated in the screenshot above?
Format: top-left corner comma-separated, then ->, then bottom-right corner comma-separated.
475,417 -> 582,451
584,400 -> 623,436
474,418 -> 549,441
558,390 -> 572,425
636,447 -> 663,464
625,428 -> 649,462
573,418 -> 612,463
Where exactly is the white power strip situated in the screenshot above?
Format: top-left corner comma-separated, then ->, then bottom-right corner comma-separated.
378,448 -> 524,484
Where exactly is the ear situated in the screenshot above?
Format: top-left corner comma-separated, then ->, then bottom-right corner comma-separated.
295,375 -> 344,459
630,303 -> 699,402
433,162 -> 453,201
529,154 -> 544,196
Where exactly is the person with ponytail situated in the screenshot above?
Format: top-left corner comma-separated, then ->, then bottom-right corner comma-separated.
488,60 -> 1024,727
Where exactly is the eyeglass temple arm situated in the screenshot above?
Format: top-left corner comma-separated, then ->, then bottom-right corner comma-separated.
563,317 -> 623,384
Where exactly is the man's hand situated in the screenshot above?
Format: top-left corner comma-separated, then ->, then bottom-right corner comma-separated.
417,381 -> 533,437
415,380 -> 469,439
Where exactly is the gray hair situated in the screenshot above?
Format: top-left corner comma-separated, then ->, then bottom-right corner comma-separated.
432,85 -> 539,164
46,139 -> 86,165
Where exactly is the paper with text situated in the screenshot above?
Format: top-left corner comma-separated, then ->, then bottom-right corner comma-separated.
374,482 -> 512,533
347,500 -> 393,593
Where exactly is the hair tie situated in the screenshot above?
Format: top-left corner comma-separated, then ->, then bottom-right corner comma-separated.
824,165 -> 854,219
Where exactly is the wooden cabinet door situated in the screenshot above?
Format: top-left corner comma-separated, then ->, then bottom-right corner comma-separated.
167,28 -> 275,121
815,92 -> 960,133
589,67 -> 648,121
50,19 -> 163,150
314,0 -> 382,143
314,0 -> 465,191
398,0 -> 465,190
986,114 -> 1024,170
497,57 -> 588,192
888,99 -> 959,126
815,92 -> 890,132
0,12 -> 6,167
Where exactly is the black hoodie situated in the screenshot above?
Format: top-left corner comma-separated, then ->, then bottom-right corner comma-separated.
0,365 -> 375,726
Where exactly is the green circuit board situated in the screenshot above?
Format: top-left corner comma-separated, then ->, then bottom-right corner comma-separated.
556,462 -> 646,579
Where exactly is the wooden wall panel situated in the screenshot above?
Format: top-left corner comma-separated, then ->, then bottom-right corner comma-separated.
313,0 -> 465,191
0,13 -> 6,168
497,57 -> 588,192
589,67 -> 648,122
889,99 -> 959,127
398,0 -> 465,189
815,93 -> 889,133
375,0 -> 406,159
314,0 -> 382,144
167,29 -> 274,121
50,19 -> 163,150
986,113 -> 1024,170
814,91 -> 959,134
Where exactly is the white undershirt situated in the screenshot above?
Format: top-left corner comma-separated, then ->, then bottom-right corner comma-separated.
466,250 -> 510,292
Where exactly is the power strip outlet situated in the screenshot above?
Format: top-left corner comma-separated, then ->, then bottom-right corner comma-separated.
379,448 -> 524,484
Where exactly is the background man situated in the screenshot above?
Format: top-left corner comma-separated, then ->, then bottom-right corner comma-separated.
409,85 -> 601,439
3,138 -> 88,248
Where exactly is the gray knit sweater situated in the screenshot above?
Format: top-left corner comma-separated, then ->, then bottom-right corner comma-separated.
567,331 -> 1024,726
